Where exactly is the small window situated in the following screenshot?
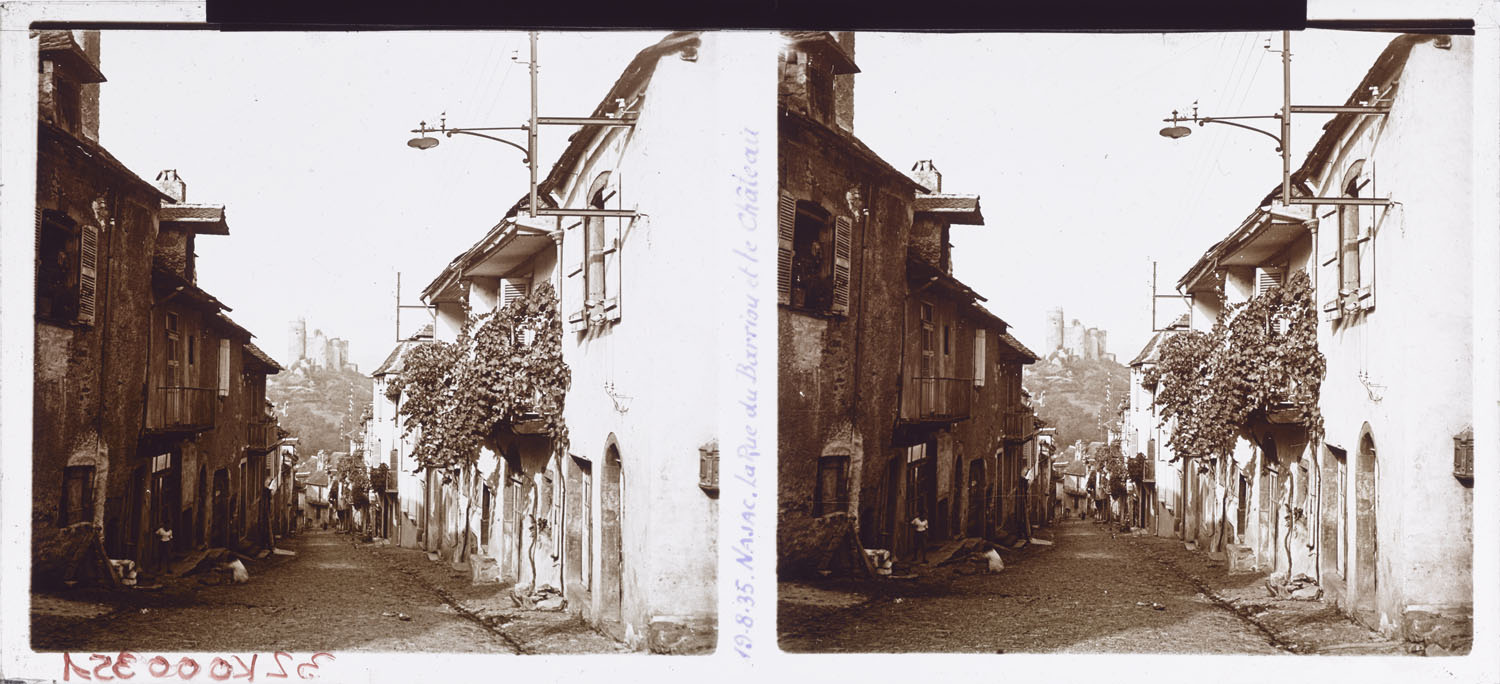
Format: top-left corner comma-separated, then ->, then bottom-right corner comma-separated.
814,453 -> 850,516
54,74 -> 83,134
777,193 -> 851,316
59,466 -> 94,526
790,202 -> 832,310
699,441 -> 720,494
35,212 -> 96,326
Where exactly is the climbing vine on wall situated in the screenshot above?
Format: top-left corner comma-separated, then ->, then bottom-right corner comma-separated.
1143,270 -> 1325,463
386,282 -> 572,474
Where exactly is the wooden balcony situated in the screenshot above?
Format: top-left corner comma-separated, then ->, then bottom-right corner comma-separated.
248,418 -> 279,452
911,377 -> 972,422
145,386 -> 216,433
1001,409 -> 1029,441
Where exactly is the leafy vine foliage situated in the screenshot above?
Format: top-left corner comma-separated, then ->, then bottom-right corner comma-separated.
386,283 -> 572,474
1143,270 -> 1325,463
336,451 -> 372,509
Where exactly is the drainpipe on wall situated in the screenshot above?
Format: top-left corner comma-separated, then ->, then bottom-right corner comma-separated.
850,181 -> 872,521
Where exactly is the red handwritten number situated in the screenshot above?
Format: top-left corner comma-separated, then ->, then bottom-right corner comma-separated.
90,654 -> 115,680
113,652 -> 138,679
62,652 -> 92,681
177,657 -> 201,680
209,658 -> 233,680
267,652 -> 292,679
233,654 -> 258,681
148,656 -> 172,678
296,653 -> 334,680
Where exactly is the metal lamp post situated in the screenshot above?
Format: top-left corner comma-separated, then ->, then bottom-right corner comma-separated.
1159,30 -> 1392,208
406,30 -> 638,220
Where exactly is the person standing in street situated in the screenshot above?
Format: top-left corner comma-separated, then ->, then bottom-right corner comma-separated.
910,510 -> 929,563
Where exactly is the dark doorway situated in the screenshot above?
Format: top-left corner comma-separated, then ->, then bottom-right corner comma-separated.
600,443 -> 624,633
211,469 -> 229,547
967,458 -> 986,538
1354,430 -> 1379,621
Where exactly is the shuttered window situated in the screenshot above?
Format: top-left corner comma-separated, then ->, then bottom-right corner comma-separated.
566,171 -> 624,331
35,210 -> 94,326
1255,266 -> 1285,297
1325,158 -> 1376,319
564,218 -> 586,332
501,277 -> 529,305
77,224 -> 99,326
780,194 -> 850,317
777,192 -> 796,305
218,339 -> 231,397
831,215 -> 852,316
974,329 -> 986,387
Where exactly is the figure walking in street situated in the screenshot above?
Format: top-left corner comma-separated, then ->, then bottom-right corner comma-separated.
911,509 -> 929,563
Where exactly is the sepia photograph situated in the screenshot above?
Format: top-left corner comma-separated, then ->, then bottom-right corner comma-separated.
774,28 -> 1479,656
20,27 -> 733,657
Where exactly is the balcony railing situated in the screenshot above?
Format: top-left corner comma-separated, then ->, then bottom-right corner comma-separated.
913,377 -> 972,421
145,386 -> 216,432
1000,410 -> 1028,439
248,418 -> 278,452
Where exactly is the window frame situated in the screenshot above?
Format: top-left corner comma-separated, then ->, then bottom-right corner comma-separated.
59,465 -> 95,527
777,192 -> 852,317
813,453 -> 851,517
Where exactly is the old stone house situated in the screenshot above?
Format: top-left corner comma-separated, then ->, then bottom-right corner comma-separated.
775,31 -> 1037,578
32,30 -> 282,581
1164,34 -> 1473,651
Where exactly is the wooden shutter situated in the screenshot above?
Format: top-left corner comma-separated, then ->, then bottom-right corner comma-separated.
34,206 -> 42,297
218,338 -> 231,396
777,192 -> 795,305
974,329 -> 986,387
1317,215 -> 1342,322
602,217 -> 622,323
501,277 -> 529,305
563,221 -> 586,332
1357,208 -> 1376,311
831,215 -> 852,316
77,224 -> 99,325
1255,266 -> 1284,297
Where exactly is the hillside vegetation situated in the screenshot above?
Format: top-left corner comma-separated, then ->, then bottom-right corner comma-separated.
1023,354 -> 1130,447
267,359 -> 372,456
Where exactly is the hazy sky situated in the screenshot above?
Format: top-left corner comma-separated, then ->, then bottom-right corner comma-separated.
98,31 -> 664,370
850,30 -> 1395,359
96,29 -> 1396,370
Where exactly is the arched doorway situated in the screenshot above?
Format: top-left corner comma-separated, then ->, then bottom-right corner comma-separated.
600,442 -> 624,631
1354,429 -> 1379,620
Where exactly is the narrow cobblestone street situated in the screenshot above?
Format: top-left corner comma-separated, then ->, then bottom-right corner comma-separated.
779,520 -> 1406,654
32,529 -> 624,654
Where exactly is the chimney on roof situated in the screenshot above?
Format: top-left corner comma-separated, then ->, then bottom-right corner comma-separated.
79,31 -> 101,142
912,160 -> 941,193
833,31 -> 856,133
155,169 -> 186,203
